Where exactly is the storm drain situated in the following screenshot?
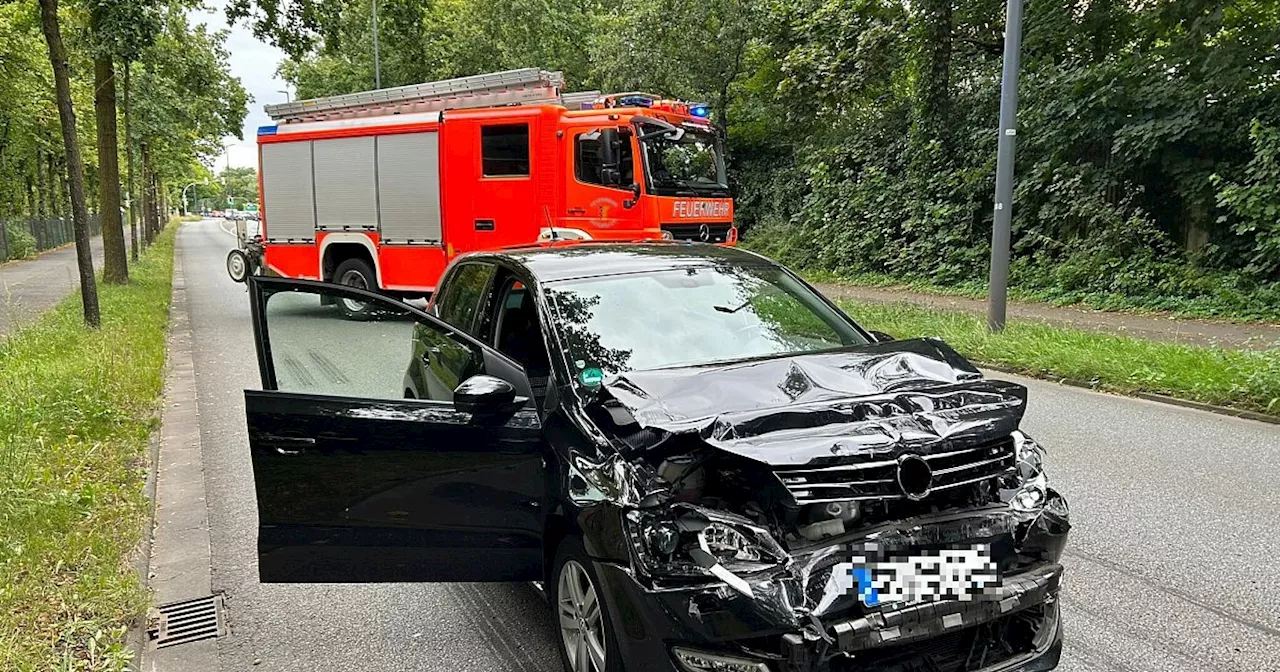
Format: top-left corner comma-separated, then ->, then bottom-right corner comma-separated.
148,595 -> 227,649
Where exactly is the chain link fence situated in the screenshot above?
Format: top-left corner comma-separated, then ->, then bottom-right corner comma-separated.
0,215 -> 101,262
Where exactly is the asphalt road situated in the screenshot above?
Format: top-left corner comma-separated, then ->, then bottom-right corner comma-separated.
179,218 -> 1280,671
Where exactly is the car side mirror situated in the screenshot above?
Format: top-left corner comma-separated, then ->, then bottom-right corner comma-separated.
623,182 -> 641,209
599,128 -> 621,186
869,330 -> 896,343
454,374 -> 526,416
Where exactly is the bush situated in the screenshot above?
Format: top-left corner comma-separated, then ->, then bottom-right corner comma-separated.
3,223 -> 37,261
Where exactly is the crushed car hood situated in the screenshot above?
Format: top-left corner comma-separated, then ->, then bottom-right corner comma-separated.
602,337 -> 1028,465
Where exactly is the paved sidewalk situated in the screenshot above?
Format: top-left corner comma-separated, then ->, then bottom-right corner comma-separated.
0,235 -> 105,336
813,282 -> 1280,351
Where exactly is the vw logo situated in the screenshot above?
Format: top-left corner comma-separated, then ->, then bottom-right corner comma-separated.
896,454 -> 933,500
698,223 -> 711,242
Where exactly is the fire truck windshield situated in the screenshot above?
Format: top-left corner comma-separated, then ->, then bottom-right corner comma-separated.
639,125 -> 728,197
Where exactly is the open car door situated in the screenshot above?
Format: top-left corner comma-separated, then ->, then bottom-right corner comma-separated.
244,276 -> 544,583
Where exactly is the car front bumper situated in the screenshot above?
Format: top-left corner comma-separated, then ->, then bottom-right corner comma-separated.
592,501 -> 1070,672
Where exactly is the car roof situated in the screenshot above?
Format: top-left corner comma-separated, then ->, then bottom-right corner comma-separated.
462,242 -> 777,283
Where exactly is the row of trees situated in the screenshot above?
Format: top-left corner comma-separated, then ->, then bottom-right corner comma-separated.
0,0 -> 247,326
229,0 -> 1279,318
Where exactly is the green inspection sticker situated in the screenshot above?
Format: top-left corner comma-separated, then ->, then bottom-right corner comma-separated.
579,367 -> 604,387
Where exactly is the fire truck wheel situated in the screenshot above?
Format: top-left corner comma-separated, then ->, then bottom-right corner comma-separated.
226,249 -> 250,283
333,258 -> 377,320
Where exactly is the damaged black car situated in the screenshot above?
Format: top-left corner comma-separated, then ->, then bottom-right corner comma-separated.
243,243 -> 1070,672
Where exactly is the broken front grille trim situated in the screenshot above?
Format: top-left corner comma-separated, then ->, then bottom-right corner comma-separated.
774,438 -> 1016,504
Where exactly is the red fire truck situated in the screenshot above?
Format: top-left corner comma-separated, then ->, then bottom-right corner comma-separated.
246,68 -> 736,304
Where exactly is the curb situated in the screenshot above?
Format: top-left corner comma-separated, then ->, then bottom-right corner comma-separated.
130,227 -> 221,670
979,362 -> 1279,426
126,421 -> 162,669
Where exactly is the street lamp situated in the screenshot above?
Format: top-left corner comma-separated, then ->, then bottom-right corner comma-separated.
278,89 -> 291,102
181,180 -> 207,217
986,0 -> 1026,333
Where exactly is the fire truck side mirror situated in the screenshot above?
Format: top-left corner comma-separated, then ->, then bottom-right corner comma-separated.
599,128 -> 622,186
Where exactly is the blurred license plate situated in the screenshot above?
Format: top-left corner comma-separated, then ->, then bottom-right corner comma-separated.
851,544 -> 1000,607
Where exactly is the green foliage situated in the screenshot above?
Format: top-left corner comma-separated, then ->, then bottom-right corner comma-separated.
3,224 -> 37,260
0,1 -> 247,222
215,166 -> 259,206
1214,121 -> 1280,279
740,0 -> 1280,321
0,224 -> 175,672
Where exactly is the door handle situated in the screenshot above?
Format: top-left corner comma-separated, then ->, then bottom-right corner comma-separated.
474,219 -> 495,231
260,434 -> 315,456
567,207 -> 586,215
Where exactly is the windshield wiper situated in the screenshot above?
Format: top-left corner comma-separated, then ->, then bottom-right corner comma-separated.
714,299 -> 751,314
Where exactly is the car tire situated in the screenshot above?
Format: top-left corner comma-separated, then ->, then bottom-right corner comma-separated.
332,258 -> 377,321
226,249 -> 250,283
551,537 -> 623,672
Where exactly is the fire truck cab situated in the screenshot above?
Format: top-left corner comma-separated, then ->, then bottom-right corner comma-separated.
255,68 -> 735,306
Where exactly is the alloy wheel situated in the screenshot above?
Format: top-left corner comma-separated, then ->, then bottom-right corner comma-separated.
557,559 -> 607,672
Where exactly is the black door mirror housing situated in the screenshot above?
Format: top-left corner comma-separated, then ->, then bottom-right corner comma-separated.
623,182 -> 641,209
869,330 -> 896,343
454,374 -> 525,415
598,128 -> 621,186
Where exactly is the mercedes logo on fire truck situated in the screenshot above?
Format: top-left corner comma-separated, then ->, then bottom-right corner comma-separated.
698,223 -> 711,242
896,454 -> 933,500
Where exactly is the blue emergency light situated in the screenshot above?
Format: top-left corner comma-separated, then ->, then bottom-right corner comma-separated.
616,95 -> 654,108
689,105 -> 710,118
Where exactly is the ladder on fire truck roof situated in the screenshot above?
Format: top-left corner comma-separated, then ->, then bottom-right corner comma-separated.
265,68 -> 587,123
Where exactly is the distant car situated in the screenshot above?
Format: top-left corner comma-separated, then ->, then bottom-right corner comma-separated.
241,243 -> 1071,672
211,210 -> 223,218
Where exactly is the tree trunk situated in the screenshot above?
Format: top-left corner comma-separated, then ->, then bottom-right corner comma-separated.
124,62 -> 137,262
38,0 -> 99,328
94,56 -> 128,283
35,148 -> 46,219
140,145 -> 152,248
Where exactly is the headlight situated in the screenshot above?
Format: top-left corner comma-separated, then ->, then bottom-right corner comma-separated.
1003,430 -> 1049,512
625,505 -> 789,591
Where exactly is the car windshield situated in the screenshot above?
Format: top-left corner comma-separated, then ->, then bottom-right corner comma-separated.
544,264 -> 868,381
641,126 -> 728,196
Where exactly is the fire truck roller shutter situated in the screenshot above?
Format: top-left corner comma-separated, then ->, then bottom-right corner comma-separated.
314,137 -> 378,230
260,141 -> 317,242
376,132 -> 443,244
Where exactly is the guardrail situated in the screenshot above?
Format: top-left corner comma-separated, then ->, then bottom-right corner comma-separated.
0,214 -> 101,262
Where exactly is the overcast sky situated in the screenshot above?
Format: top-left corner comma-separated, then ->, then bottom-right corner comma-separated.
190,1 -> 288,170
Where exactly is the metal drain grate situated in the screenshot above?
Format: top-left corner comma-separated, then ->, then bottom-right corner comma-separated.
148,595 -> 227,649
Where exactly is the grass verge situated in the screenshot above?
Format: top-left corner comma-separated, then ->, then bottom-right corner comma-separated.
804,269 -> 1280,324
839,299 -> 1280,417
0,224 -> 177,671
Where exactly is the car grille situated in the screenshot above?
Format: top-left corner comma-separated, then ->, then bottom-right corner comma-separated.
773,437 -> 1016,504
661,223 -> 731,243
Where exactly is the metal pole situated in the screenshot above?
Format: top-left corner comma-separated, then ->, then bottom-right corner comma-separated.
986,0 -> 1024,333
372,0 -> 382,89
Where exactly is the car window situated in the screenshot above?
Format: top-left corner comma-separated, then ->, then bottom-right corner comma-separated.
481,124 -> 530,177
262,284 -> 482,401
545,264 -> 867,382
435,262 -> 495,337
575,131 -> 634,187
